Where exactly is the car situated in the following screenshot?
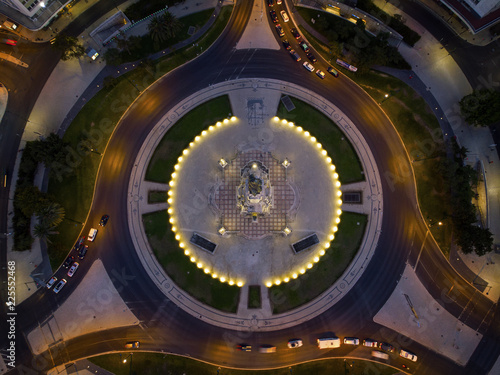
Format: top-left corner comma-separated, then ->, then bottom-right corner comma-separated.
67,262 -> 79,277
289,49 -> 301,61
316,69 -> 325,79
99,214 -> 109,226
282,39 -> 291,50
290,28 -> 301,40
63,255 -> 75,268
88,228 -> 98,241
363,339 -> 378,347
74,236 -> 85,250
46,276 -> 57,289
236,344 -> 252,351
1,38 -> 16,46
287,339 -> 303,348
379,342 -> 395,352
372,351 -> 389,360
343,337 -> 360,345
275,24 -> 285,37
259,345 -> 276,353
280,10 -> 289,22
125,341 -> 140,349
267,0 -> 273,6
270,10 -> 278,23
276,0 -> 282,4
299,42 -> 310,52
327,66 -> 339,77
303,62 -> 314,72
306,52 -> 317,63
400,349 -> 418,361
78,244 -> 89,259
53,279 -> 67,294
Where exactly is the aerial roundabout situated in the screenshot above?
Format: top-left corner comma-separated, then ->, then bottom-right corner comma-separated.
128,78 -> 383,331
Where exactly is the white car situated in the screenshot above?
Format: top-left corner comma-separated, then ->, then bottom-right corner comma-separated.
46,276 -> 57,289
400,349 -> 418,362
53,279 -> 67,294
88,228 -> 97,241
303,62 -> 314,72
363,339 -> 378,347
287,339 -> 303,348
316,69 -> 325,79
344,337 -> 360,345
280,10 -> 289,22
67,262 -> 79,277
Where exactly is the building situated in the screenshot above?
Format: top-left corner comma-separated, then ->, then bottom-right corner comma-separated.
437,0 -> 500,33
0,0 -> 71,30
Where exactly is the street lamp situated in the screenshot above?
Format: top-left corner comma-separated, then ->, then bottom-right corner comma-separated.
122,353 -> 133,374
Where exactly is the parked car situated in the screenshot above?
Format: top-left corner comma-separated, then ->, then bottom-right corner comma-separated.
306,52 -> 317,63
88,228 -> 98,241
379,342 -> 395,352
78,245 -> 89,259
363,339 -> 378,347
316,69 -> 325,79
400,349 -> 418,361
236,344 -> 252,351
46,276 -> 57,289
74,236 -> 85,250
289,49 -> 301,61
282,39 -> 291,50
287,339 -> 303,348
290,28 -> 301,40
275,24 -> 285,37
327,66 -> 339,77
344,337 -> 360,345
67,262 -> 79,277
299,42 -> 310,52
267,0 -> 273,6
99,214 -> 109,226
53,279 -> 67,294
270,10 -> 278,23
63,255 -> 75,268
303,62 -> 314,72
280,10 -> 289,22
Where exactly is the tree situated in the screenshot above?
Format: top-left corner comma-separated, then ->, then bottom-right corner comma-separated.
115,34 -> 132,55
148,15 -> 169,46
459,89 -> 500,127
15,186 -> 47,218
37,202 -> 65,227
103,48 -> 123,66
162,11 -> 183,39
31,133 -> 68,170
51,34 -> 86,61
33,221 -> 59,242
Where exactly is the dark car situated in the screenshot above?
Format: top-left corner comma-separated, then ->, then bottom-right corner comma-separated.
275,24 -> 285,37
282,39 -> 291,50
289,49 -> 301,62
270,10 -> 278,23
379,342 -> 395,352
78,245 -> 89,259
327,66 -> 339,77
99,214 -> 109,226
236,344 -> 252,351
267,0 -> 273,6
290,28 -> 301,40
73,236 -> 85,251
306,52 -> 317,63
63,255 -> 75,268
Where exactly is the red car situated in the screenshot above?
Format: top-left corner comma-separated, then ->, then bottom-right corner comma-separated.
1,38 -> 17,46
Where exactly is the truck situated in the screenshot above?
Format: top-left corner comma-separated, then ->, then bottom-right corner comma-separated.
317,337 -> 341,349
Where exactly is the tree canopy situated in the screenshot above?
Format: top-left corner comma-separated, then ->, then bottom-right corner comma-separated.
459,89 -> 500,127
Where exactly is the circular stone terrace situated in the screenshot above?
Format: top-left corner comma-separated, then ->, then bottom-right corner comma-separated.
168,117 -> 342,287
128,79 -> 383,330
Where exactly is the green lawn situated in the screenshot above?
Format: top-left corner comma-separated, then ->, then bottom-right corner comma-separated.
146,95 -> 232,182
89,353 -> 397,375
44,7 -> 233,269
270,212 -> 367,313
276,97 -> 364,184
148,190 -> 168,204
143,210 -> 240,312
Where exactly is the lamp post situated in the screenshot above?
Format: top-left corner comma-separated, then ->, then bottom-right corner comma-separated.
122,353 -> 133,374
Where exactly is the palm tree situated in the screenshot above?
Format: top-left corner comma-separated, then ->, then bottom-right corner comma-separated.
162,12 -> 183,39
115,34 -> 132,55
148,15 -> 168,46
33,221 -> 59,243
37,202 -> 65,227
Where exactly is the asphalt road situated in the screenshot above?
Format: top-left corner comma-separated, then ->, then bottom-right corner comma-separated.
2,1 -> 500,374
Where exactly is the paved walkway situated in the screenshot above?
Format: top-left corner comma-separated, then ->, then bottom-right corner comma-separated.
128,78 -> 384,331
